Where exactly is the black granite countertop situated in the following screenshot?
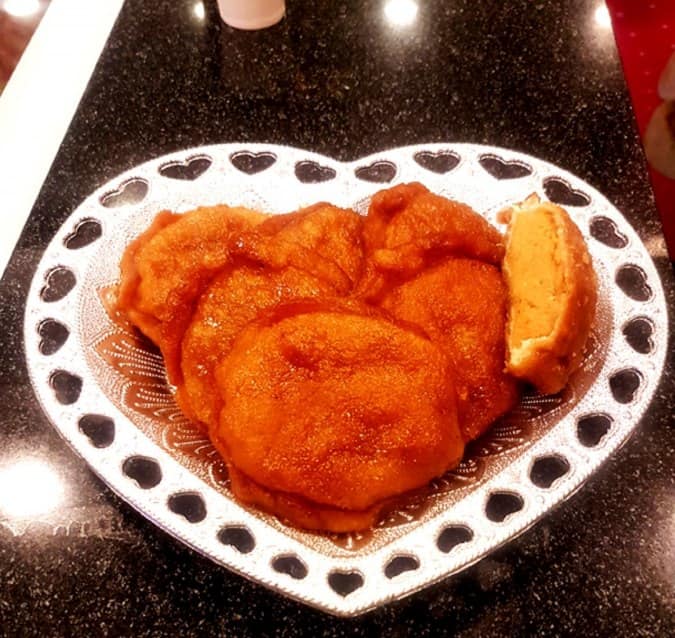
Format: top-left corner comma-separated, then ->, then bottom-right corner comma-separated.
1,0 -> 674,635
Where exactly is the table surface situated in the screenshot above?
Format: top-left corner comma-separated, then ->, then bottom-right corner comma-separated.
1,0 -> 674,635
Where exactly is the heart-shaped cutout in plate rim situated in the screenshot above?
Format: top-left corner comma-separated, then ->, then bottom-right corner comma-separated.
23,143 -> 669,616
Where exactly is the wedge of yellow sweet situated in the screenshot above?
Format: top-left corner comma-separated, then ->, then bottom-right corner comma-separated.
502,193 -> 597,394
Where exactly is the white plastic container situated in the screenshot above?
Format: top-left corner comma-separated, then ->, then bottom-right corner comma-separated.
216,0 -> 285,30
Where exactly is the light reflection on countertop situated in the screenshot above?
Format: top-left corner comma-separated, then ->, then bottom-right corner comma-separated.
594,3 -> 612,31
0,455 -> 66,519
383,0 -> 419,28
589,1 -> 615,51
192,0 -> 205,22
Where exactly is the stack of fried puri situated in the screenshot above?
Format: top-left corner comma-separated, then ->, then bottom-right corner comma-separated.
116,183 -> 592,532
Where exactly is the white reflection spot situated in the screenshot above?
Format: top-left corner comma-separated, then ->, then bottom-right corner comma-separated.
384,0 -> 418,28
594,4 -> 611,30
2,0 -> 40,18
193,1 -> 205,21
0,458 -> 65,518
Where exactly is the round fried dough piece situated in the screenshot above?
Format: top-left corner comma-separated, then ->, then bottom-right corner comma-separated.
116,205 -> 266,383
116,210 -> 181,344
358,182 -> 505,300
244,203 -> 365,294
380,258 -> 519,442
225,464 -> 381,533
214,303 -> 464,512
178,265 -> 334,428
502,194 -> 597,394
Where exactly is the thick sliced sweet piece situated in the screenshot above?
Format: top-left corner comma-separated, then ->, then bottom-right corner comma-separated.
380,258 -> 519,441
213,301 -> 463,527
502,194 -> 597,394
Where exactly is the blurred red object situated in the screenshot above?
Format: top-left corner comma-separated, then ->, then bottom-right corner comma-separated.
606,0 -> 675,259
0,2 -> 49,92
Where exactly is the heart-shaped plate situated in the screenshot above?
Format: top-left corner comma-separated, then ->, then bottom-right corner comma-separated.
24,143 -> 668,616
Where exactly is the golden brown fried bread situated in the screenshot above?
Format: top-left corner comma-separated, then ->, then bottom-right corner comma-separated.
178,265 -> 335,428
381,258 -> 519,441
213,302 -> 463,523
502,194 -> 597,394
244,203 -> 365,294
358,182 -> 505,300
225,464 -> 381,533
116,210 -> 181,344
116,205 -> 266,382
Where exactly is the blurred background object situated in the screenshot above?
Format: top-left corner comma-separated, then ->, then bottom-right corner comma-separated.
0,0 -> 673,264
0,0 -> 49,93
216,0 -> 285,30
606,0 -> 675,261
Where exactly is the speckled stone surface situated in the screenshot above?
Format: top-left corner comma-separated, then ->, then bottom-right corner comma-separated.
1,0 -> 674,635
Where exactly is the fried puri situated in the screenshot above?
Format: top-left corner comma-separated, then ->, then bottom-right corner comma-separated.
225,464 -> 382,533
212,303 -> 464,526
380,258 -> 519,441
242,203 -> 365,294
116,210 -> 181,344
111,184 -> 584,533
358,182 -> 505,300
116,205 -> 265,382
178,265 -> 335,428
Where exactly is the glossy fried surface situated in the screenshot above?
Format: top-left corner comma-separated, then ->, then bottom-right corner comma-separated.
243,203 -> 365,294
116,210 -> 181,345
213,303 -> 464,515
115,187 -> 527,532
358,182 -> 505,300
225,464 -> 381,533
116,205 -> 265,383
381,258 -> 519,441
178,265 -> 334,428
